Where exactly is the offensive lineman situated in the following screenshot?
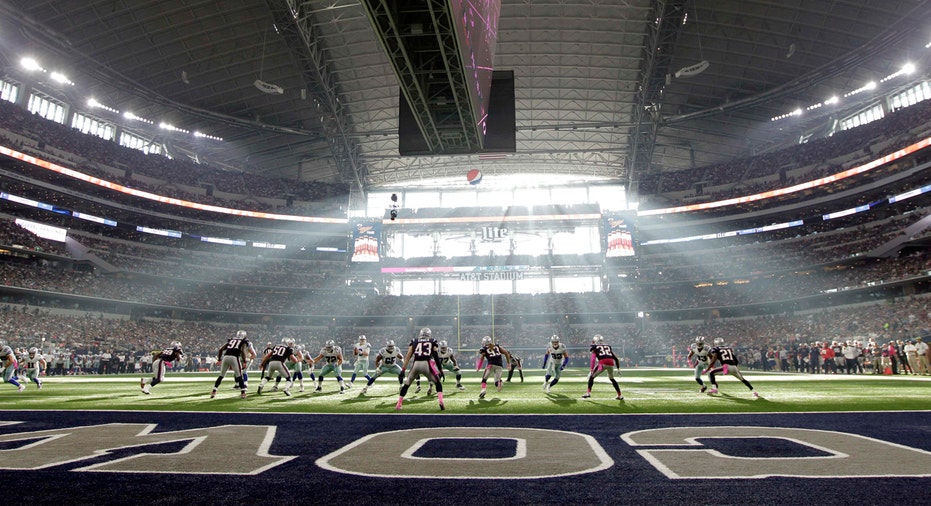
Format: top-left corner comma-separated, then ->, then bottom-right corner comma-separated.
348,335 -> 373,388
311,340 -> 348,393
24,347 -> 46,390
477,336 -> 513,399
396,328 -> 445,411
687,336 -> 711,393
582,334 -> 623,400
542,335 -> 570,392
359,340 -> 405,395
211,330 -> 255,399
703,337 -> 759,397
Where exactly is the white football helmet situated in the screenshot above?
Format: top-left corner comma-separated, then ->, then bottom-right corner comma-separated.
481,336 -> 493,346
28,347 -> 38,356
358,335 -> 367,342
713,337 -> 725,346
592,335 -> 604,345
284,338 -> 295,347
386,340 -> 396,352
551,335 -> 560,345
438,340 -> 448,351
695,336 -> 705,344
325,340 -> 335,351
419,328 -> 432,339
236,330 -> 247,338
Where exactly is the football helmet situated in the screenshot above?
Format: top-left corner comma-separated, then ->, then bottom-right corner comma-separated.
28,347 -> 38,356
284,338 -> 295,347
438,340 -> 448,351
592,335 -> 604,345
551,335 -> 560,345
713,337 -> 725,346
325,340 -> 335,351
236,330 -> 247,338
386,340 -> 396,352
481,336 -> 493,346
358,335 -> 367,342
419,328 -> 432,339
695,336 -> 705,344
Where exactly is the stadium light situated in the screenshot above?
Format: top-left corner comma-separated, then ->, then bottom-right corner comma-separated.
49,71 -> 74,86
20,57 -> 43,72
87,98 -> 119,114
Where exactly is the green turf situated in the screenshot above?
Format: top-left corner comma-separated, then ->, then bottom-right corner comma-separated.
2,368 -> 929,414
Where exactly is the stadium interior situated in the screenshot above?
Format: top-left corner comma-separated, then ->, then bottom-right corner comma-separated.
2,0 -> 931,371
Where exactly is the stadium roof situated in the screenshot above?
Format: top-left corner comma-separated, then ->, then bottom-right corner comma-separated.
1,0 -> 929,195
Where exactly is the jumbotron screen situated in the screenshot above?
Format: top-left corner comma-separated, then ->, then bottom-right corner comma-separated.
449,0 -> 501,138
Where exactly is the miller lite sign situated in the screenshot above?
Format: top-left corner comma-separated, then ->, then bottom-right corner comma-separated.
481,226 -> 508,242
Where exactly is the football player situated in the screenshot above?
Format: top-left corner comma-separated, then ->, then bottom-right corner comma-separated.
310,340 -> 348,393
257,338 -> 297,396
583,334 -> 623,400
23,347 -> 46,390
359,339 -> 404,395
703,337 -> 759,397
477,336 -> 512,399
506,352 -> 524,383
348,335 -> 373,388
396,328 -> 445,411
287,344 -> 308,392
211,330 -> 255,399
433,340 -> 465,391
687,336 -> 711,393
270,343 -> 307,392
141,341 -> 184,395
542,335 -> 570,392
301,345 -> 317,387
0,344 -> 25,392
259,341 -> 278,390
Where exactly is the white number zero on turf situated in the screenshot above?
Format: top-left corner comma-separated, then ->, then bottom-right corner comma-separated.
316,427 -> 613,479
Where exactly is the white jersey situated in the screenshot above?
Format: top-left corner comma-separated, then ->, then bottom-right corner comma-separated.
546,343 -> 568,361
437,347 -> 456,365
691,344 -> 711,364
319,346 -> 342,364
25,352 -> 44,370
353,342 -> 372,362
378,347 -> 403,366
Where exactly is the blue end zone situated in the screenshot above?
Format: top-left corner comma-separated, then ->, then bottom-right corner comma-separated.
2,410 -> 929,506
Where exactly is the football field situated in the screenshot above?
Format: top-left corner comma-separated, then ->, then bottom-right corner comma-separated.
2,367 -> 929,414
2,367 -> 930,506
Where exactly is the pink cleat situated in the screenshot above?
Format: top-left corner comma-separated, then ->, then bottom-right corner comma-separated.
709,388 -> 718,394
752,391 -> 759,398
395,399 -> 403,411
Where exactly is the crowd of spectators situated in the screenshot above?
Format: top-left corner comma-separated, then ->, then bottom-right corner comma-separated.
3,291 -> 930,375
638,96 -> 931,206
0,100 -> 349,215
